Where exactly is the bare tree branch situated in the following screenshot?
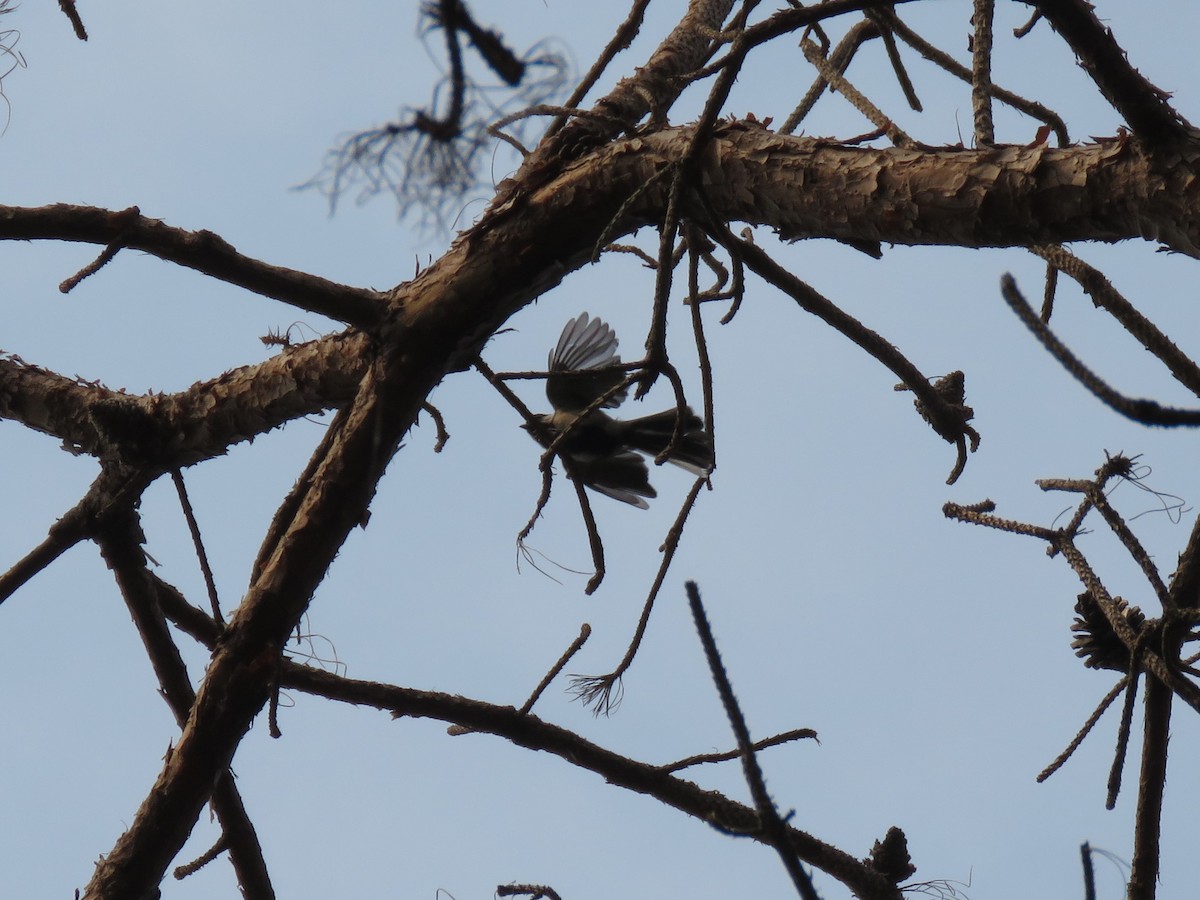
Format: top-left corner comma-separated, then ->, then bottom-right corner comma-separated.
0,204 -> 385,326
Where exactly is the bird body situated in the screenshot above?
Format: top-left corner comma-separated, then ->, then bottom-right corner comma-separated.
523,313 -> 713,508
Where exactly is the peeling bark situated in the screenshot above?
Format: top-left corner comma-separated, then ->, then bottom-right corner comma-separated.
7,125 -> 1198,480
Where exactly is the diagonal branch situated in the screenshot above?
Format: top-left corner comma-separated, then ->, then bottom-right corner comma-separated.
687,581 -> 820,899
1030,245 -> 1200,399
716,226 -> 978,480
1000,274 -> 1200,426
81,347 -> 419,898
278,663 -> 904,900
1028,0 -> 1192,145
94,497 -> 274,899
0,466 -> 150,606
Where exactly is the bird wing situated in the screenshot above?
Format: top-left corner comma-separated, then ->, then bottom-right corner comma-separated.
563,447 -> 656,509
545,313 -> 628,412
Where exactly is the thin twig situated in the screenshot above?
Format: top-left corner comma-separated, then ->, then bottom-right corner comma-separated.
1086,488 -> 1170,606
1031,245 -> 1200,400
687,581 -> 820,900
172,469 -> 223,623
572,477 -> 605,595
875,7 -> 1069,145
801,35 -> 912,146
1038,678 -> 1127,782
1105,662 -> 1141,809
282,665 -> 901,898
687,229 -> 717,468
781,19 -> 879,134
661,727 -> 819,773
421,401 -> 450,452
173,837 -> 228,880
970,0 -> 995,146
519,624 -> 592,716
1001,274 -> 1200,427
546,0 -> 653,137
497,884 -> 562,900
96,507 -> 274,897
871,12 -> 921,112
57,0 -> 87,40
720,227 -> 979,481
571,477 -> 707,714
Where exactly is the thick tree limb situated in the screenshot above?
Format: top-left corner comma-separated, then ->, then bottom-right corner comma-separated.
0,332 -> 368,466
97,509 -> 274,899
6,125 -> 1196,492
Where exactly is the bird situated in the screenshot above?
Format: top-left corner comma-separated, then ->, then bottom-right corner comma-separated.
522,313 -> 714,508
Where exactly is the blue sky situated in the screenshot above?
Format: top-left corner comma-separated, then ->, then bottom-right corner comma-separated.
3,3 -> 1200,898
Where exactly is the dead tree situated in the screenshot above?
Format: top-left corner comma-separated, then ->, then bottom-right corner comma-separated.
2,2 -> 1200,898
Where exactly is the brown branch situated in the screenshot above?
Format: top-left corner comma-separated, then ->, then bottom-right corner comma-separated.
1105,662 -> 1141,808
1167,512 -> 1200,612
497,885 -> 562,900
518,625 -> 591,717
801,34 -> 912,146
277,663 -> 904,900
172,470 -> 224,622
1031,0 -> 1192,145
1128,675 -> 1172,899
720,227 -> 978,481
420,401 -> 450,452
571,476 -> 707,714
82,349 -> 414,898
1030,245 -> 1200,400
572,476 -> 605,595
970,0 -> 996,145
716,0 -> 920,63
1001,274 -> 1200,426
687,581 -> 820,898
173,837 -> 227,881
552,0 -> 734,146
546,0 -> 653,137
151,570 -> 224,648
0,332 -> 369,469
686,229 -> 717,461
875,7 -> 1069,145
0,495 -> 93,606
943,500 -> 1060,541
661,727 -> 819,774
873,13 -> 922,112
0,204 -> 385,327
57,0 -> 86,40
1037,678 -> 1127,782
95,506 -> 274,899
782,19 -> 880,135
1085,487 -> 1169,607
0,466 -> 155,607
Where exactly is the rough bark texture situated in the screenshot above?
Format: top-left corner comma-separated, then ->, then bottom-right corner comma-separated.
6,126 -> 1197,478
8,5 -> 1200,894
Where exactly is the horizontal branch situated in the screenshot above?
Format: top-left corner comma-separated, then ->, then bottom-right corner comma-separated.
0,331 -> 368,468
11,120 -> 1197,478
640,123 -> 1200,257
0,204 -> 386,327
